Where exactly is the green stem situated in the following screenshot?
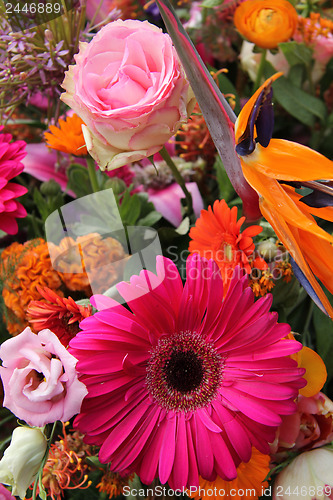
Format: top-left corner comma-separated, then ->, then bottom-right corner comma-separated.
87,156 -> 100,193
254,49 -> 267,92
32,422 -> 58,500
159,146 -> 193,220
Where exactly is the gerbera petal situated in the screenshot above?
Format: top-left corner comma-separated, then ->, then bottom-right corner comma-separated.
69,254 -> 305,489
158,415 -> 176,484
170,413 -> 189,488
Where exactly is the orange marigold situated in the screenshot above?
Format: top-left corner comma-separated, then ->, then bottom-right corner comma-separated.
234,0 -> 298,49
0,239 -> 63,335
44,113 -> 88,156
27,286 -> 92,347
188,448 -> 270,500
189,199 -> 267,292
49,233 -> 128,296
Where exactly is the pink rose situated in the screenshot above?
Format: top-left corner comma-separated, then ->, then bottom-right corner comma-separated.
61,19 -> 195,170
0,327 -> 88,427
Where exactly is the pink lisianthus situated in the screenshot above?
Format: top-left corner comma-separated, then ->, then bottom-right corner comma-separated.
0,484 -> 16,500
148,182 -> 204,227
271,392 -> 333,459
0,126 -> 27,234
61,19 -> 195,171
69,255 -> 306,489
0,327 -> 88,427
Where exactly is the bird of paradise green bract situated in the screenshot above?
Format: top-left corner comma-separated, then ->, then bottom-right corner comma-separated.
155,0 -> 333,318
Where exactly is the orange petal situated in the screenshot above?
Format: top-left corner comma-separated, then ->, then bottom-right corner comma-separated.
235,73 -> 283,143
292,229 -> 333,295
297,346 -> 327,397
259,198 -> 333,318
241,161 -> 333,244
245,139 -> 333,181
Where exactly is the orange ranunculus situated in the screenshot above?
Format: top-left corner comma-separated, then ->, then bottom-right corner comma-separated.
234,0 -> 298,49
235,73 -> 333,318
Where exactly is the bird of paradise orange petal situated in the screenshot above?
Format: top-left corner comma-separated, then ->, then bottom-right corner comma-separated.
235,73 -> 333,318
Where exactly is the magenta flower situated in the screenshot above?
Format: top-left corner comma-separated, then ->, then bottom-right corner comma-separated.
0,327 -> 88,427
0,127 -> 27,234
69,255 -> 306,489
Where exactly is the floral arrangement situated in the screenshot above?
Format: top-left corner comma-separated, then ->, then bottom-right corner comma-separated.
0,0 -> 333,500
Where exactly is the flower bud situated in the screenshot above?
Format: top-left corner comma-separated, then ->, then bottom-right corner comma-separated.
0,426 -> 47,499
257,239 -> 278,261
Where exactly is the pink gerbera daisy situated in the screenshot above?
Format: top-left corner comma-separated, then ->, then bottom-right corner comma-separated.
0,126 -> 27,234
69,255 -> 306,489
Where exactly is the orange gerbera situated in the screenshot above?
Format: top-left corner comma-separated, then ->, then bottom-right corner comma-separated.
0,239 -> 63,335
235,73 -> 333,318
49,233 -> 128,296
189,199 -> 267,291
44,113 -> 88,156
27,286 -> 92,347
234,0 -> 298,49
188,448 -> 270,500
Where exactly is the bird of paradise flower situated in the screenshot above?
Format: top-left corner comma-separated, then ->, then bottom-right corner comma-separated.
155,0 -> 333,318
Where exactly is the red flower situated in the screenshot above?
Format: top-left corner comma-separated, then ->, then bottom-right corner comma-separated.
27,287 -> 92,347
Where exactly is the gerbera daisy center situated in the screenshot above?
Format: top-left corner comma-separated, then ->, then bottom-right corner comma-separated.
146,331 -> 223,412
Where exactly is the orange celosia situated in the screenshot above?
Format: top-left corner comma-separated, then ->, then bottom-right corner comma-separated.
188,448 -> 270,500
27,286 -> 92,347
189,199 -> 267,292
0,239 -> 63,335
44,113 -> 88,156
235,73 -> 333,318
234,0 -> 298,49
49,233 -> 128,296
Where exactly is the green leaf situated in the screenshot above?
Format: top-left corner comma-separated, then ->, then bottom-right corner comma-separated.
137,211 -> 162,226
214,155 -> 235,202
33,188 -> 50,221
313,296 -> 333,386
201,0 -> 222,7
265,62 -> 327,125
279,41 -> 313,67
67,163 -> 91,198
118,190 -> 141,226
287,64 -> 306,88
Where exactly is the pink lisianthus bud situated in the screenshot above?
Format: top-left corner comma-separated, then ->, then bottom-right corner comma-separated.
0,327 -> 88,427
61,19 -> 196,171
